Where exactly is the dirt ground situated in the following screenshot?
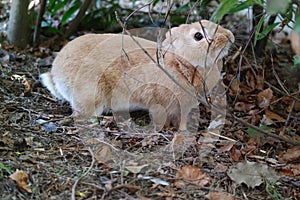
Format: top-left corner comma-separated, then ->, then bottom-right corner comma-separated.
1,16 -> 300,199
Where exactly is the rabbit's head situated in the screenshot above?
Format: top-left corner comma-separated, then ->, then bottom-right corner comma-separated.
163,20 -> 234,68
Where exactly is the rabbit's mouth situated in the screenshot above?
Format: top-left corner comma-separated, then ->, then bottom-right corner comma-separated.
211,35 -> 234,59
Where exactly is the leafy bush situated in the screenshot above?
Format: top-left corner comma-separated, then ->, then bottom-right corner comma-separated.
30,0 -> 300,49
211,0 -> 300,47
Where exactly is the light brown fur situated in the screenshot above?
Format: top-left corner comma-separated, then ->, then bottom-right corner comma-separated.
40,20 -> 234,130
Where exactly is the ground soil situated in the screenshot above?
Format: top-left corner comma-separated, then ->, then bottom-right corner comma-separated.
1,14 -> 300,200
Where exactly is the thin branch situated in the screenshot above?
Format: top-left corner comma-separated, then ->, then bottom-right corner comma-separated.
282,99 -> 296,133
114,9 -> 300,146
71,147 -> 95,200
64,0 -> 92,39
33,0 -> 47,46
115,12 -> 196,99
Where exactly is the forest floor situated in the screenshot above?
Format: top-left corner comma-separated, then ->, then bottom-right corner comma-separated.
1,15 -> 300,199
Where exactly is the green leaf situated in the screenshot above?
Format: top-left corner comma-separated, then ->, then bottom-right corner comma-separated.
257,23 -> 280,40
50,0 -> 69,14
43,27 -> 63,35
210,0 -> 239,22
246,125 -> 271,136
61,0 -> 82,25
266,0 -> 290,14
228,0 -> 263,14
295,13 -> 300,36
254,16 -> 280,46
0,163 -> 12,173
246,128 -> 259,136
254,16 -> 265,46
294,55 -> 300,66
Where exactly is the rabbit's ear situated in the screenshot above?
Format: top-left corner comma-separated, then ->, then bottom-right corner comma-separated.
162,25 -> 189,48
162,27 -> 178,48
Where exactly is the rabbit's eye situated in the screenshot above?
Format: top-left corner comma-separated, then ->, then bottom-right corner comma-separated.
194,32 -> 203,41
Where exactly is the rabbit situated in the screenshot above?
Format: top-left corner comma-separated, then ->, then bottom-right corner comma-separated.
40,20 -> 234,131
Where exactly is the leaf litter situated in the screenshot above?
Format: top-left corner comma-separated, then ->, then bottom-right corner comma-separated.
0,19 -> 300,200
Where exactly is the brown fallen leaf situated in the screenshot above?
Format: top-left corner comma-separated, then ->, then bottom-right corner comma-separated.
175,165 -> 210,187
22,78 -> 31,94
229,145 -> 243,161
257,88 -> 273,108
206,191 -> 235,200
218,142 -> 244,161
167,133 -> 196,153
256,75 -> 264,91
214,163 -> 228,173
261,114 -> 275,126
277,164 -> 300,178
245,70 -> 256,90
281,96 -> 300,112
229,78 -> 240,94
278,146 -> 300,163
9,169 -> 32,193
93,143 -> 115,164
265,110 -> 285,123
249,109 -> 261,124
290,164 -> 300,177
218,142 -> 235,153
234,102 -> 255,112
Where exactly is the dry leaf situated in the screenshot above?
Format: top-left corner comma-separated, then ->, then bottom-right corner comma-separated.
167,133 -> 196,153
9,169 -> 32,193
265,110 -> 285,122
206,191 -> 235,200
229,145 -> 243,161
22,78 -> 31,94
218,142 -> 235,153
246,70 -> 256,90
261,114 -> 275,125
290,164 -> 300,177
282,96 -> 300,111
249,109 -> 261,124
172,133 -> 185,147
175,165 -> 210,187
278,146 -> 300,163
125,164 -> 148,174
257,88 -> 273,108
136,193 -> 152,200
217,142 -> 244,161
229,78 -> 240,94
234,102 -> 255,112
256,75 -> 264,91
93,144 -> 115,164
277,164 -> 300,178
227,161 -> 279,188
213,163 -> 228,173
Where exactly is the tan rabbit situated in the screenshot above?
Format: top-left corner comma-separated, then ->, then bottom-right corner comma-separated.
40,20 -> 234,131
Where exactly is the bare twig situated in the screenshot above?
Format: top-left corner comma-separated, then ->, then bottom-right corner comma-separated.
208,131 -> 237,142
115,12 -> 195,99
228,112 -> 300,145
71,147 -> 95,200
271,54 -> 290,95
282,99 -> 296,133
64,0 -> 92,39
264,81 -> 300,101
33,0 -> 47,46
114,9 -> 300,146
